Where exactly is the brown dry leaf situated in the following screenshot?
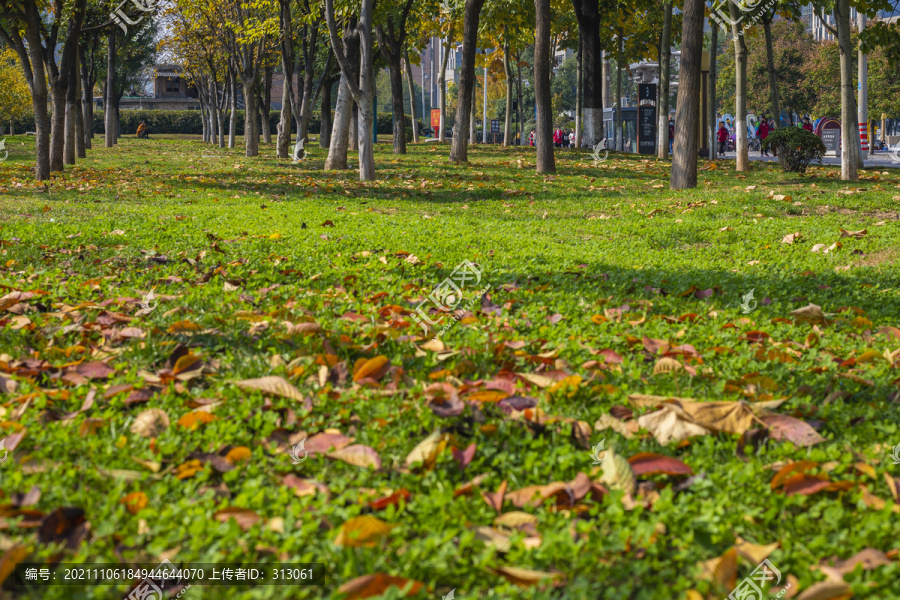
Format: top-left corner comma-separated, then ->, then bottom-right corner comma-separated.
327,444 -> 382,469
234,376 -> 304,402
224,446 -> 252,463
627,453 -> 693,476
130,409 -> 169,438
353,356 -> 391,382
653,357 -> 683,375
335,516 -> 395,547
285,321 -> 322,335
177,411 -> 217,430
0,545 -> 30,586
594,413 -> 635,438
282,474 -> 329,498
336,574 -> 424,599
782,232 -> 803,244
637,405 -> 712,445
762,414 -> 825,447
696,547 -> 738,589
119,491 -> 148,515
482,479 -> 507,513
404,430 -> 447,470
839,228 -> 867,239
734,536 -> 779,564
213,507 -> 260,531
825,548 -> 891,575
490,566 -> 563,587
506,482 -> 568,508
791,304 -> 828,325
795,581 -> 853,600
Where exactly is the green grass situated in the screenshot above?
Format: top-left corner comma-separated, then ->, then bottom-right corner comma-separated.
1,134 -> 900,599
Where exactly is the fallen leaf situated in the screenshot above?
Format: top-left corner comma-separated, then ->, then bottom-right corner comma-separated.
335,516 -> 395,547
795,581 -> 852,600
235,376 -> 305,402
628,453 -> 693,477
490,566 -> 563,587
336,574 -> 423,599
213,507 -> 260,531
328,444 -> 382,469
130,409 -> 169,438
119,492 -> 148,515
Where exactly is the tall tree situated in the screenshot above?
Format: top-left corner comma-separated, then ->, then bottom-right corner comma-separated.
571,0 -> 604,147
656,1 -> 673,159
670,0 -> 704,189
375,0 -> 416,154
448,0 -> 486,163
325,0 -> 377,180
534,0 -> 555,173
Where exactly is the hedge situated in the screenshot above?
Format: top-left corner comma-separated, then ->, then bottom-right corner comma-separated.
7,109 -> 423,141
95,110 -> 422,140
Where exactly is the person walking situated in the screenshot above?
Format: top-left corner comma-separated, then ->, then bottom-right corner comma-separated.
758,117 -> 770,156
668,119 -> 675,153
717,121 -> 728,155
528,130 -> 535,146
802,117 -> 813,133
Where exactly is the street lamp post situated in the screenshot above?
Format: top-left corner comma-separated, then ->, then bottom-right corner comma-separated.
422,73 -> 429,134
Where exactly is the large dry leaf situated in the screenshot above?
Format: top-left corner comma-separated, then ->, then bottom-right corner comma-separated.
637,406 -> 712,445
119,491 -> 148,515
594,413 -> 636,438
327,444 -> 381,469
235,376 -> 304,401
214,507 -> 260,531
839,228 -> 867,239
734,536 -> 779,564
795,581 -> 853,600
336,574 -> 424,599
791,304 -> 828,325
482,479 -> 507,513
490,566 -> 563,587
782,232 -> 803,244
506,482 -> 568,508
696,547 -> 738,589
282,474 -> 329,498
762,414 -> 825,447
404,430 -> 447,469
335,516 -> 395,547
353,356 -> 390,382
671,399 -> 759,434
130,409 -> 169,438
825,548 -> 891,575
628,453 -> 693,477
0,291 -> 36,312
305,432 -> 353,454
0,545 -> 30,586
598,448 -> 637,495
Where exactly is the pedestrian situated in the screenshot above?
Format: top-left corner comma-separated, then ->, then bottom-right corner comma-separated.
717,121 -> 728,155
569,130 -> 575,147
553,128 -> 560,148
668,119 -> 675,152
802,117 -> 812,133
528,130 -> 535,146
758,117 -> 770,156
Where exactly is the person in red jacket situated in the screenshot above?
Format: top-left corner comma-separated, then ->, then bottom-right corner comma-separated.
717,121 -> 728,154
758,117 -> 770,156
802,117 -> 813,132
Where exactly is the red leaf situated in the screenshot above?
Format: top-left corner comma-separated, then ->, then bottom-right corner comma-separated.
628,452 -> 693,477
452,443 -> 476,470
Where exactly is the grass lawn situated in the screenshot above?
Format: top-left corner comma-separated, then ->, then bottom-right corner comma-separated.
1,134 -> 900,599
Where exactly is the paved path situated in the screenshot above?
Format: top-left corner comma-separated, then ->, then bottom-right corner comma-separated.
713,149 -> 900,169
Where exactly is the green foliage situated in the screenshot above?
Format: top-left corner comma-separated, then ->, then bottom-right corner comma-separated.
762,126 -> 826,173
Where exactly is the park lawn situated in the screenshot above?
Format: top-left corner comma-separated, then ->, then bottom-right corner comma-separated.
0,134 -> 900,600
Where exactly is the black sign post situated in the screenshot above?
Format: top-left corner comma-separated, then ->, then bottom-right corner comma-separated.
638,83 -> 657,155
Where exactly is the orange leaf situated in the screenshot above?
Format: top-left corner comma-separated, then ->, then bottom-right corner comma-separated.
336,574 -> 424,599
177,411 -> 217,430
120,491 -> 148,515
353,356 -> 390,382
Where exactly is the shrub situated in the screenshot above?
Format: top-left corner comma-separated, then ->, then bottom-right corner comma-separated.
761,126 -> 826,173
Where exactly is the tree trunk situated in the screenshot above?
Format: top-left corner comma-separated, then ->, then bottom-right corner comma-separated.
670,0 -> 704,189
353,0 -> 376,180
448,0 -> 486,163
326,74 -> 353,170
403,49 -> 419,143
350,102 -> 359,149
80,47 -> 93,148
657,1 -> 672,159
572,0 -> 604,147
708,17 -> 718,160
277,58 -> 293,158
515,51 -> 524,144
470,76 -> 476,144
387,59 -> 406,153
65,57 -> 78,165
243,76 -> 259,156
438,27 -> 453,143
49,86 -> 67,171
105,31 -> 116,148
261,68 -> 273,144
503,33 -> 513,147
228,71 -> 237,149
74,50 -> 86,159
534,0 -> 556,173
575,31 -> 583,148
730,3 -> 749,171
320,75 -> 335,148
762,12 -> 780,128
615,38 -> 622,151
834,0 -> 858,180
